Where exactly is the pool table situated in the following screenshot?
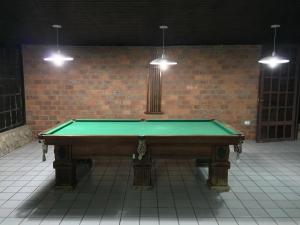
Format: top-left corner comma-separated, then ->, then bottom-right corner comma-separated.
38,119 -> 244,191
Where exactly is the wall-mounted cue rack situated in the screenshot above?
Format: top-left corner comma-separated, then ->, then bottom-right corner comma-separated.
145,50 -> 163,114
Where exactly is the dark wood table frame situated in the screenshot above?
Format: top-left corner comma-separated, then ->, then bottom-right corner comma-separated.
39,132 -> 244,192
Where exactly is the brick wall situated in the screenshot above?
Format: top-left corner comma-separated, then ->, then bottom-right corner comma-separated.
23,45 -> 260,138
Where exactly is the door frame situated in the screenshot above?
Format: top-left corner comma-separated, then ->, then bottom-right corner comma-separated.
256,44 -> 300,142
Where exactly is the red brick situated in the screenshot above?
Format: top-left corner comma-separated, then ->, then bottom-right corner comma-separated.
23,45 -> 260,139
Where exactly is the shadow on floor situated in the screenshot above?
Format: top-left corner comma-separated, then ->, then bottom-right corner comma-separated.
14,159 -> 222,221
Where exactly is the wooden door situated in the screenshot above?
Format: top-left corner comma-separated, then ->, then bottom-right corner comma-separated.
256,46 -> 299,141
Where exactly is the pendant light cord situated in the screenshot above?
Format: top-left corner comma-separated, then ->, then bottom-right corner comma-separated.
162,28 -> 165,56
52,24 -> 62,52
55,0 -> 59,52
273,27 -> 277,56
56,27 -> 59,51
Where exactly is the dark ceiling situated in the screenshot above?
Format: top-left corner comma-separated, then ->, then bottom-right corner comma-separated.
1,0 -> 300,46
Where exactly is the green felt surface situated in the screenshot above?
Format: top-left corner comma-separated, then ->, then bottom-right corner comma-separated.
43,119 -> 240,136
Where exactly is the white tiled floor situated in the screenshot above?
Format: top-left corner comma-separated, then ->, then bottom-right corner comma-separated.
1,140 -> 300,225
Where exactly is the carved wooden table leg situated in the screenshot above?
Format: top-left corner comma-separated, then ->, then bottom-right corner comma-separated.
133,158 -> 152,187
207,146 -> 230,192
133,138 -> 152,188
53,145 -> 76,188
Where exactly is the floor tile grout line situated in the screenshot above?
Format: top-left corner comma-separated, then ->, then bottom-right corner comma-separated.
2,140 -> 300,225
154,161 -> 161,225
69,162 -> 103,225
186,159 -> 221,225
179,159 -> 201,225
231,161 -> 294,223
43,158 -> 108,225
93,158 -> 117,225
187,159 -> 256,225
165,159 -> 180,225
113,158 -> 133,225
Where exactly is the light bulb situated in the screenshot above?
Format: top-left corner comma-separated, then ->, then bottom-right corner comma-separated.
159,60 -> 169,71
268,61 -> 278,69
52,53 -> 65,66
44,51 -> 73,67
258,55 -> 289,69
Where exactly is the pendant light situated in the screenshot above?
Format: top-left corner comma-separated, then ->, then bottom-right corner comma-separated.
258,24 -> 289,69
150,25 -> 177,71
43,24 -> 74,67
